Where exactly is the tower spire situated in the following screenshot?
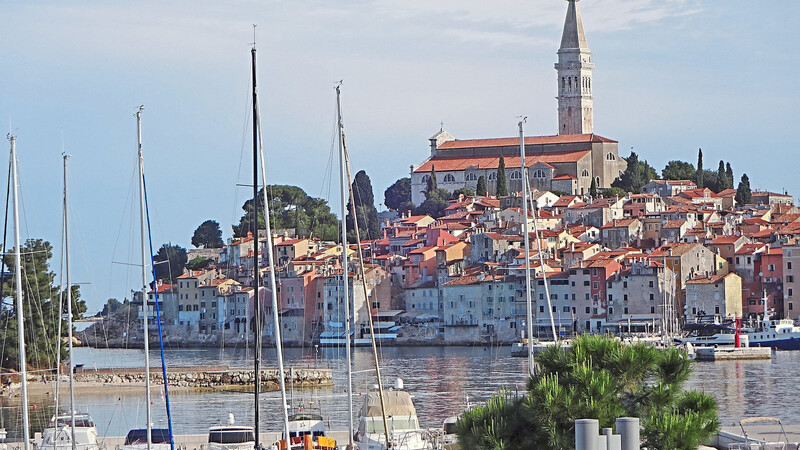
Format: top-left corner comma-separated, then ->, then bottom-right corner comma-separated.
556,0 -> 594,135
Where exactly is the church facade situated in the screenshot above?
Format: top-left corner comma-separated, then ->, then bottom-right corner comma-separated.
410,0 -> 626,206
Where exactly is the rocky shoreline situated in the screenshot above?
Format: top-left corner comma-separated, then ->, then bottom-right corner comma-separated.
74,367 -> 333,389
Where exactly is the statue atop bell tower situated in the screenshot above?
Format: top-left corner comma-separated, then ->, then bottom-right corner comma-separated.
555,0 -> 594,135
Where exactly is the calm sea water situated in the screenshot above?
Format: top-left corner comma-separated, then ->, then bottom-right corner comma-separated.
1,345 -> 798,439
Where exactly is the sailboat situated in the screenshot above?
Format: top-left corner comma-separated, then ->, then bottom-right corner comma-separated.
331,86 -> 433,450
38,154 -> 100,450
117,107 -> 172,450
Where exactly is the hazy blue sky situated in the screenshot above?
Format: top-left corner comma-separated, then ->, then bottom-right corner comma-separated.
2,0 -> 798,313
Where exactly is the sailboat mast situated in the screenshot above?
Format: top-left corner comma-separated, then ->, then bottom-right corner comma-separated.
9,134 -> 30,450
253,44 -> 291,444
136,106 -> 153,450
518,118 -> 535,374
63,154 -> 77,450
250,46 -> 263,450
335,83 -> 355,449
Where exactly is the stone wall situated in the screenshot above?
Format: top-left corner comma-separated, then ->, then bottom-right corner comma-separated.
75,367 -> 332,388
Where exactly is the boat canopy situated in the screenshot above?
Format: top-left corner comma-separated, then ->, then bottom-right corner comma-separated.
208,427 -> 255,444
361,391 -> 417,418
124,429 -> 171,445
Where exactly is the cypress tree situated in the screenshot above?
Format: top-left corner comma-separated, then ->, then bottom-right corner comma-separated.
696,148 -> 704,188
717,160 -> 726,191
496,155 -> 508,197
736,174 -> 752,205
476,176 -> 487,196
589,177 -> 598,198
725,163 -> 734,190
427,165 -> 438,194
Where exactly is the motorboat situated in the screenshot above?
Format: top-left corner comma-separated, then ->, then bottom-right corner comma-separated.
205,426 -> 255,450
354,379 -> 435,450
279,409 -> 336,449
38,413 -> 99,450
723,417 -> 800,449
120,428 -> 171,450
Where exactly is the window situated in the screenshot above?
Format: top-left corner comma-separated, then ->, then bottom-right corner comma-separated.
649,294 -> 654,301
609,307 -> 614,314
624,307 -> 629,314
789,262 -> 794,270
585,307 -> 591,314
531,169 -> 547,178
606,153 -> 616,161
789,288 -> 793,297
443,174 -> 456,182
769,264 -> 775,271
488,172 -> 497,181
623,281 -> 628,288
592,282 -> 598,289
585,293 -> 590,300
715,306 -> 720,314
581,170 -> 590,177
421,175 -> 430,183
563,306 -> 570,313
539,306 -> 545,313
584,281 -> 590,286
624,294 -> 628,301
509,171 -> 522,180
649,281 -> 654,288
788,275 -> 794,283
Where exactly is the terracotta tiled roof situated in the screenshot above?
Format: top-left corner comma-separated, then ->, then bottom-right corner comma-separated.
437,134 -> 616,150
552,174 -> 577,180
710,236 -> 741,245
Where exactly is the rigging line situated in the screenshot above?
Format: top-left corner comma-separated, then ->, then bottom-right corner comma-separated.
232,72 -> 253,236
108,160 -> 137,310
142,174 -> 175,450
0,155 -> 11,367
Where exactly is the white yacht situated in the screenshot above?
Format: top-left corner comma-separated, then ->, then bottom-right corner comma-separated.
38,413 -> 99,450
355,380 -> 434,450
205,426 -> 255,450
120,428 -> 171,450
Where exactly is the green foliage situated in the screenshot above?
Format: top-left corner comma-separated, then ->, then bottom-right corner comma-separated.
496,156 -> 508,197
476,176 -> 488,196
696,149 -> 704,188
550,190 -> 571,197
451,188 -> 474,199
347,170 -> 381,242
416,188 -> 450,218
611,152 -> 658,193
427,166 -> 438,193
589,177 -> 598,198
153,243 -> 188,281
232,185 -> 339,242
191,219 -> 224,248
384,177 -> 411,211
99,298 -> 123,317
661,160 -> 696,181
456,336 -> 718,450
736,173 -> 752,205
601,187 -> 626,198
0,239 -> 85,370
725,163 -> 734,190
186,256 -> 212,271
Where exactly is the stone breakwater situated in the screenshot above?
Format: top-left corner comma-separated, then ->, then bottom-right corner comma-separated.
75,367 -> 332,388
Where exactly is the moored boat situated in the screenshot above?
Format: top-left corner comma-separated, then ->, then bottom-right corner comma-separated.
38,414 -> 99,450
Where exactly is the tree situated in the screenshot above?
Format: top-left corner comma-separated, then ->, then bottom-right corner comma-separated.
496,155 -> 508,197
717,161 -> 726,190
232,185 -> 339,242
661,160 -> 695,181
611,152 -> 658,193
427,166 -> 438,193
725,163 -> 734,190
416,188 -> 450,218
153,243 -> 188,281
383,177 -> 411,211
456,335 -> 718,450
450,188 -> 474,199
696,149 -> 704,188
589,177 -> 598,198
99,298 -> 123,317
0,239 -> 85,369
346,170 -> 381,242
186,256 -> 212,271
602,187 -> 626,198
736,173 -> 752,205
476,176 -> 487,196
191,220 -> 224,248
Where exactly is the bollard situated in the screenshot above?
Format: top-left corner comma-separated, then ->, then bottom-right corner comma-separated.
616,417 -> 640,450
598,436 -> 607,450
603,428 -> 613,437
576,419 -> 600,450
607,434 -> 622,450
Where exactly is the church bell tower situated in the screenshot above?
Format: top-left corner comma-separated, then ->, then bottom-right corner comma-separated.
556,0 -> 594,135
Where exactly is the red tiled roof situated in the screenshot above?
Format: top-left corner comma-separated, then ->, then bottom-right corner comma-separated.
601,218 -> 639,228
437,134 -> 616,150
414,151 -> 591,173
408,246 -> 438,255
552,174 -> 577,180
662,220 -> 687,229
710,236 -> 741,245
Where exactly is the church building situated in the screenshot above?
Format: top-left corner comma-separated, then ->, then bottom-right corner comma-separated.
410,0 -> 627,206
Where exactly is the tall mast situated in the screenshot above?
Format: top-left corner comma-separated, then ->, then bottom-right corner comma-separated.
520,122 -> 558,342
135,106 -> 153,450
9,134 -> 30,450
518,118 -> 535,374
253,43 -> 291,443
335,83 -> 355,448
63,154 -> 77,450
250,45 -> 263,450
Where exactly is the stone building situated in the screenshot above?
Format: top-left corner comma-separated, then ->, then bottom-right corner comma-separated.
684,273 -> 743,322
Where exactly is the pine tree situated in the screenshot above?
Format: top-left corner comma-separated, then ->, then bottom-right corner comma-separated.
725,163 -> 734,190
696,149 -> 704,188
736,173 -> 752,205
496,155 -> 508,197
426,165 -> 438,194
476,176 -> 487,196
589,177 -> 598,198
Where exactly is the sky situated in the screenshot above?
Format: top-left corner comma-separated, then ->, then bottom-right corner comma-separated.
2,0 -> 799,313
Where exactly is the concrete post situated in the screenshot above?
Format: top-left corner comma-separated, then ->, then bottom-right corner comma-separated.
607,434 -> 622,450
576,419 -> 600,450
616,417 -> 640,450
